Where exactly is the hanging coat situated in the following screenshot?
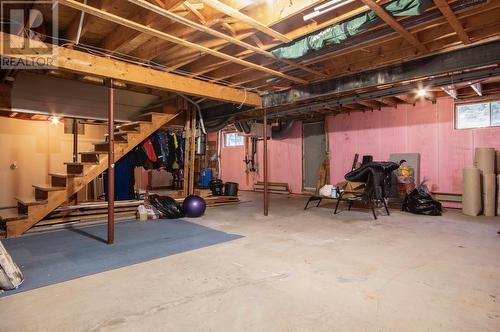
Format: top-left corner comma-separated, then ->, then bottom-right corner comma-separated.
153,131 -> 168,163
142,138 -> 157,162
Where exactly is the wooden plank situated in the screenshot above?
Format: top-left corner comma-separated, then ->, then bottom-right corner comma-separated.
36,211 -> 136,227
200,0 -> 291,43
433,0 -> 470,44
0,32 -> 261,106
58,0 -> 305,84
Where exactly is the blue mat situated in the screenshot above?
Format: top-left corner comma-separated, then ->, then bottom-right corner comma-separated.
2,219 -> 242,296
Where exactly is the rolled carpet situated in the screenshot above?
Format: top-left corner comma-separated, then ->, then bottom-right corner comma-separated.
483,173 -> 496,217
497,175 -> 500,216
474,147 -> 495,174
462,167 -> 482,216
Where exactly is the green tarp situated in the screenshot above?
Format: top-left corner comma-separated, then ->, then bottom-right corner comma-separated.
271,0 -> 431,60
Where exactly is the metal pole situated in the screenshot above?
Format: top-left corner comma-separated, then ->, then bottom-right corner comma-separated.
72,118 -> 79,205
263,108 -> 268,216
107,78 -> 115,245
72,119 -> 78,162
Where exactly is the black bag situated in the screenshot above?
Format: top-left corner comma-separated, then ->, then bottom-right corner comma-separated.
402,187 -> 442,216
148,194 -> 185,219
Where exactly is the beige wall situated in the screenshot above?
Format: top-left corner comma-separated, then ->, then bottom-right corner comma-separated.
0,117 -> 106,207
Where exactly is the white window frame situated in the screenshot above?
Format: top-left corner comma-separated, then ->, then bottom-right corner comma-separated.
224,132 -> 244,147
455,100 -> 500,129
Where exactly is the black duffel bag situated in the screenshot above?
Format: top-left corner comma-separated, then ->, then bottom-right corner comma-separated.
402,186 -> 442,216
148,194 -> 185,219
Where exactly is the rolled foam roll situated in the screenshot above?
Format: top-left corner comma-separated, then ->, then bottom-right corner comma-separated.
474,147 -> 495,174
497,175 -> 500,216
483,173 -> 496,217
496,151 -> 500,174
462,167 -> 482,216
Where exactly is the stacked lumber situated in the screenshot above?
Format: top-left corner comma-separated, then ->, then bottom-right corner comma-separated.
174,195 -> 240,207
26,194 -> 241,231
254,182 -> 290,194
35,200 -> 142,227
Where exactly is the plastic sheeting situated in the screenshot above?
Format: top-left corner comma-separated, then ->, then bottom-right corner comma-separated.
271,0 -> 431,60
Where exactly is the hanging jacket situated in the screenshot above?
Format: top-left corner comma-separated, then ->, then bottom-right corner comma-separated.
142,138 -> 157,162
154,131 -> 168,163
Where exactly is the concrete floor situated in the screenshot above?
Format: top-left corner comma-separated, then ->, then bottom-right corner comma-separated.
1,192 -> 499,331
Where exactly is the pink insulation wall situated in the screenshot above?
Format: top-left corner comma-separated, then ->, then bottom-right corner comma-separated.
220,97 -> 500,194
220,121 -> 303,193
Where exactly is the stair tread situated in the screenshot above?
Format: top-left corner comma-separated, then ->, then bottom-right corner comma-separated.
117,121 -> 150,128
16,196 -> 48,205
134,112 -> 160,120
104,131 -> 130,137
49,173 -> 81,178
33,184 -> 66,191
0,208 -> 27,222
92,141 -> 127,145
79,151 -> 108,155
64,161 -> 100,165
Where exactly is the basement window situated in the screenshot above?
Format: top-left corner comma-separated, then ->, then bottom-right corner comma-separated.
224,132 -> 244,147
455,101 -> 500,129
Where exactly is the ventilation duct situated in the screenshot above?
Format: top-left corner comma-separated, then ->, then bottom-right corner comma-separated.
271,120 -> 296,140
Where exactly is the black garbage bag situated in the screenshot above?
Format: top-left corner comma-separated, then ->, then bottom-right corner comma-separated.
402,187 -> 442,216
148,194 -> 185,219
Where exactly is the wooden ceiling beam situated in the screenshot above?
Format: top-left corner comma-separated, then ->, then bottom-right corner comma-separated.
433,0 -> 470,44
200,0 -> 290,43
1,32 -> 261,106
64,0 -> 103,43
179,1 -> 387,83
356,1 -> 427,53
127,0 -> 325,79
58,0 -> 306,84
183,1 -> 207,24
101,0 -> 184,53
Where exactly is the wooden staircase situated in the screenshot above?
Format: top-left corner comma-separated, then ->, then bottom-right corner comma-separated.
0,111 -> 181,238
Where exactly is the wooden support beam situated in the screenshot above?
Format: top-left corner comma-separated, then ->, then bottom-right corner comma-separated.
58,0 -> 305,84
433,0 -> 470,44
378,96 -> 399,107
359,0 -> 428,53
358,100 -> 382,110
183,1 -> 206,24
127,0 -> 323,79
200,0 -> 290,43
0,32 -> 261,106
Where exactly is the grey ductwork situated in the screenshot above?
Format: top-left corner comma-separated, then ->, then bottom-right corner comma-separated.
236,120 -> 252,134
205,116 -> 234,132
271,120 -> 296,140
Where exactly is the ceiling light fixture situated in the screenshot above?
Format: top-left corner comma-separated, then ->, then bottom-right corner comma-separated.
416,87 -> 427,98
50,115 -> 60,125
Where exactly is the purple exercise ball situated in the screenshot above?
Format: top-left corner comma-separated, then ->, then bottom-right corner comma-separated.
182,195 -> 206,218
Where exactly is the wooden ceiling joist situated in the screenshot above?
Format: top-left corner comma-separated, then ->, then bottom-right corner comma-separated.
58,0 -> 306,84
433,0 -> 470,44
0,32 -> 261,106
127,0 -> 326,79
354,1 -> 427,53
200,0 -> 291,43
